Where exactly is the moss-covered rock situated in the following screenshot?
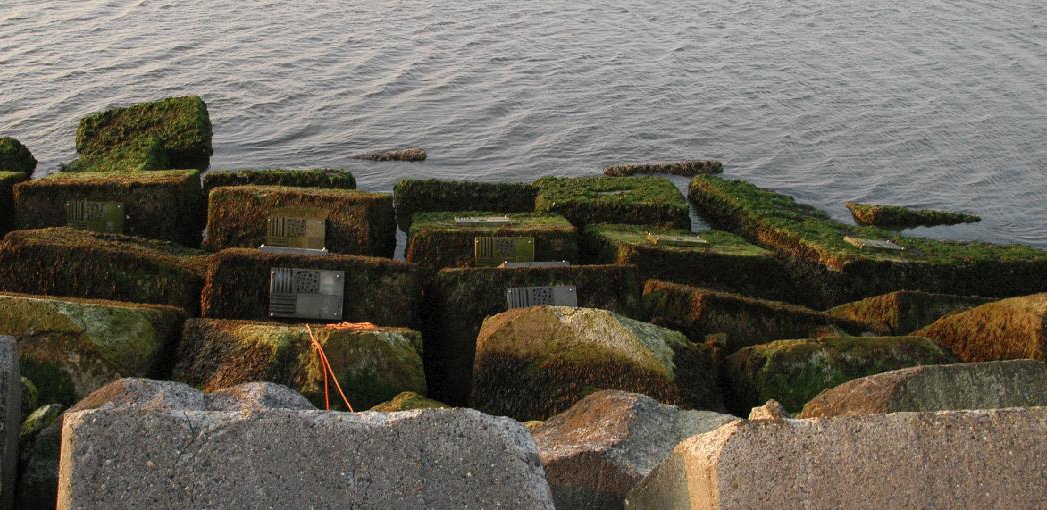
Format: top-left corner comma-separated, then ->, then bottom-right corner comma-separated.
21,376 -> 38,416
0,171 -> 28,235
0,137 -> 36,173
689,176 -> 1047,307
73,95 -> 213,171
0,228 -> 208,313
915,294 -> 1047,362
0,292 -> 186,406
722,336 -> 954,414
407,212 -> 578,276
603,160 -> 723,177
15,404 -> 63,510
174,319 -> 426,410
204,185 -> 396,257
581,224 -> 797,302
200,248 -> 421,327
202,168 -> 356,197
353,147 -> 427,161
846,202 -> 980,228
471,306 -> 723,421
392,179 -> 538,231
828,290 -> 995,335
368,391 -> 449,412
13,170 -> 204,247
534,176 -> 690,229
63,135 -> 171,173
643,280 -> 877,354
20,404 -> 62,440
424,264 -> 642,405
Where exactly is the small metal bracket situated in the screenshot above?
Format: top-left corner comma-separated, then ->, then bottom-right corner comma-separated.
475,237 -> 535,266
266,207 -> 328,250
269,268 -> 345,320
646,233 -> 709,247
506,285 -> 578,309
454,215 -> 512,226
498,261 -> 571,269
843,236 -> 905,251
66,200 -> 125,234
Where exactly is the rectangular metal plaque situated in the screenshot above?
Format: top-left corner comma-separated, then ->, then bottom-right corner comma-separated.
454,215 -> 513,226
266,207 -> 327,250
66,200 -> 124,234
843,236 -> 905,252
498,261 -> 571,269
646,233 -> 708,247
506,285 -> 578,309
474,237 -> 535,266
269,268 -> 345,321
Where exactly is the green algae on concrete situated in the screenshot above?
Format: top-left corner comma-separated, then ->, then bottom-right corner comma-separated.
534,176 -> 690,229
21,376 -> 38,416
0,227 -> 208,314
424,264 -> 642,406
407,211 -> 578,276
200,248 -> 422,327
688,175 -> 1047,307
202,168 -> 357,197
392,179 -> 539,231
828,290 -> 995,335
0,138 -> 37,173
643,280 -> 878,354
722,336 -> 954,415
0,172 -> 28,235
915,293 -> 1047,362
174,319 -> 426,410
368,391 -> 449,412
73,95 -> 213,171
845,202 -> 981,229
205,185 -> 396,257
13,170 -> 204,247
471,306 -> 723,421
603,160 -> 723,177
0,292 -> 186,406
581,223 -> 797,302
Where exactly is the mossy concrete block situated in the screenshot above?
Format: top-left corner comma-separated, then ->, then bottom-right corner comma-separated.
423,264 -> 642,405
828,290 -> 995,335
581,224 -> 797,302
472,307 -> 723,421
689,176 -> 1047,307
13,170 -> 204,247
393,179 -> 538,231
0,138 -> 36,173
63,135 -> 171,173
535,176 -> 690,229
603,160 -> 723,177
0,293 -> 186,407
799,360 -> 1047,418
74,95 -> 213,171
174,319 -> 426,411
368,391 -> 448,412
407,212 -> 577,276
202,168 -> 356,197
846,202 -> 980,228
200,248 -> 421,327
643,280 -> 876,354
204,185 -> 396,257
722,336 -> 954,414
0,228 -> 207,313
0,172 -> 28,236
915,293 -> 1047,362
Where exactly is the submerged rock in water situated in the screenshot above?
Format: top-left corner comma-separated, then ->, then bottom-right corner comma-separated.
845,201 -> 981,228
603,160 -> 723,177
352,147 -> 427,161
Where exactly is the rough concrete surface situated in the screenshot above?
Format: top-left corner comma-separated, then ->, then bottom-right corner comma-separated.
0,337 -> 19,510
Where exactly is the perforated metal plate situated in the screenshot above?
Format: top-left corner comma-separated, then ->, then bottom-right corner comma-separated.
498,261 -> 571,268
474,237 -> 535,266
506,285 -> 577,309
454,215 -> 512,226
646,233 -> 708,247
843,236 -> 905,251
269,268 -> 345,320
66,200 -> 124,234
266,207 -> 327,250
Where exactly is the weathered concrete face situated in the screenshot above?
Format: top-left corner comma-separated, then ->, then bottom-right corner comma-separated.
0,337 -> 19,510
800,360 -> 1047,418
58,407 -> 554,509
625,407 -> 1047,509
532,390 -> 738,510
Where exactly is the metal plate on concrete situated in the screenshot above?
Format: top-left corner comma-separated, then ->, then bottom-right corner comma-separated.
66,200 -> 124,234
269,268 -> 344,320
646,233 -> 708,247
475,237 -> 535,266
454,215 -> 513,226
498,261 -> 571,269
266,207 -> 327,250
259,246 -> 330,256
843,236 -> 905,251
506,285 -> 577,309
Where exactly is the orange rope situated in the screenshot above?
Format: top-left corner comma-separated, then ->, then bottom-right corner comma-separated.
306,325 -> 355,412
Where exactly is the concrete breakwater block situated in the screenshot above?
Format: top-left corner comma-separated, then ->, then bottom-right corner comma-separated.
0,172 -> 28,237
200,248 -> 422,327
625,407 -> 1047,509
643,280 -> 876,353
174,319 -> 427,411
423,264 -> 642,405
407,212 -> 577,276
13,170 -> 204,247
392,179 -> 539,231
534,176 -> 690,229
800,360 -> 1047,418
722,336 -> 954,415
204,185 -> 396,257
0,292 -> 186,407
827,289 -> 995,335
582,224 -> 797,302
915,293 -> 1047,362
0,228 -> 207,314
201,168 -> 356,197
57,389 -> 555,508
688,175 -> 1047,307
0,337 -> 18,510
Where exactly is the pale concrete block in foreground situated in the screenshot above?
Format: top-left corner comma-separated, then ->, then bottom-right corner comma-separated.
0,337 -> 18,510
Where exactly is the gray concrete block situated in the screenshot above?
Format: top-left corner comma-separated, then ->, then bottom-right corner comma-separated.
0,336 -> 19,510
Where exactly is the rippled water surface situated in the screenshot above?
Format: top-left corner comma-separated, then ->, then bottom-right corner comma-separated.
2,0 -> 1046,246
